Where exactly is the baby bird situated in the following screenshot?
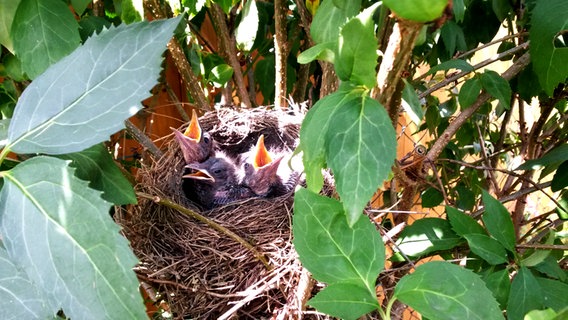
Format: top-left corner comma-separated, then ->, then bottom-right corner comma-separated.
172,109 -> 215,164
242,135 -> 296,198
182,154 -> 253,210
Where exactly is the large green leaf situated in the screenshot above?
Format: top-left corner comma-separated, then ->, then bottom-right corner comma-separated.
234,0 -> 258,52
335,3 -> 379,88
507,267 -> 544,320
57,143 -> 137,205
0,156 -> 145,319
71,0 -> 92,15
446,206 -> 486,236
297,41 -> 336,64
0,245 -> 52,319
384,0 -> 448,22
529,0 -> 568,96
292,188 -> 384,291
551,160 -> 568,192
516,144 -> 568,170
310,0 -> 361,44
481,190 -> 516,252
298,90 -> 360,193
11,0 -> 81,79
326,94 -> 396,225
464,234 -> 508,265
308,282 -> 379,320
395,218 -> 463,258
5,16 -> 182,155
0,0 -> 21,53
394,261 -> 504,320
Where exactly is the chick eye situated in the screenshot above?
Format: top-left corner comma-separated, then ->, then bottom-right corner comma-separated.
244,163 -> 250,169
213,169 -> 222,174
203,136 -> 210,144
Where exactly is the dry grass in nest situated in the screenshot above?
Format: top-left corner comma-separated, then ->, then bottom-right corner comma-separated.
117,107 -> 333,319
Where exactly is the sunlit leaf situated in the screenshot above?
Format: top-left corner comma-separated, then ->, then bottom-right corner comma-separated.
394,261 -> 504,320
0,156 -> 146,319
395,218 -> 463,258
6,17 -> 182,155
297,42 -> 336,64
11,0 -> 80,79
0,245 -> 52,320
235,0 -> 258,52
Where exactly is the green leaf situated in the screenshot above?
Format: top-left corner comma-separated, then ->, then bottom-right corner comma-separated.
5,17 -> 182,155
534,256 -> 566,281
310,0 -> 361,44
536,278 -> 568,312
0,119 -> 9,148
424,59 -> 474,77
11,0 -> 81,79
421,187 -> 444,208
0,156 -> 145,319
480,70 -> 512,110
517,144 -> 568,170
459,76 -> 482,109
297,42 -> 336,64
482,268 -> 510,309
71,0 -> 92,15
521,232 -> 553,267
335,3 -> 379,88
453,0 -> 465,22
551,160 -> 568,192
0,0 -> 21,53
0,245 -> 52,319
56,143 -> 137,205
529,0 -> 568,96
402,79 -> 424,125
326,94 -> 396,225
524,308 -> 560,320
441,20 -> 467,56
395,218 -> 463,258
299,90 -> 359,193
464,234 -> 508,265
384,0 -> 448,22
394,261 -> 504,320
446,206 -> 486,236
235,0 -> 258,52
481,190 -> 516,252
308,282 -> 379,320
209,64 -> 234,88
120,0 -> 144,24
507,267 -> 544,320
292,188 -> 385,290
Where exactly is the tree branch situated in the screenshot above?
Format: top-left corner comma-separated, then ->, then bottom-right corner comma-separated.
209,4 -> 252,108
425,52 -> 531,163
274,0 -> 288,109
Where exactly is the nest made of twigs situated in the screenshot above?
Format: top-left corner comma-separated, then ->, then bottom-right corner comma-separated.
118,107 -> 333,319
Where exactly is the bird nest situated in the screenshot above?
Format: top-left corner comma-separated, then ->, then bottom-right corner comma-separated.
117,107 -> 331,319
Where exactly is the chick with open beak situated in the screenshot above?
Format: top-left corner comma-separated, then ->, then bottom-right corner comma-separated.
182,154 -> 253,210
242,135 -> 291,198
172,109 -> 215,164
